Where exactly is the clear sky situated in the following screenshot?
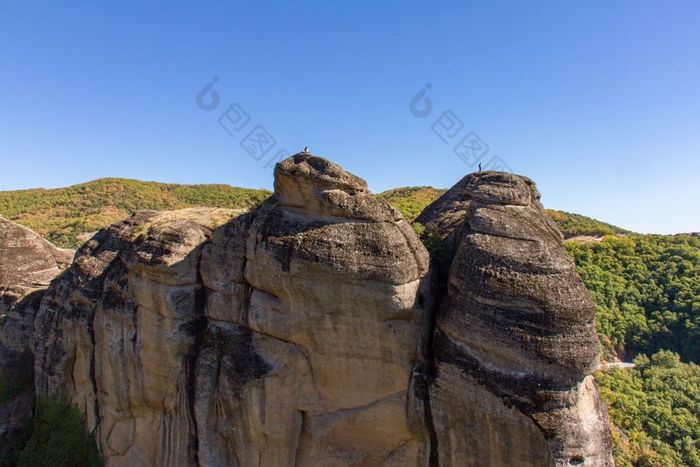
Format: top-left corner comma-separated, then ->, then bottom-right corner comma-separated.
1,1 -> 699,234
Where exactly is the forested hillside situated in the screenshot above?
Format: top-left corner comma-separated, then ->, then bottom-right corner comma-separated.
376,185 -> 627,238
567,235 -> 700,362
0,181 -> 626,248
0,178 -> 270,248
568,234 -> 700,465
547,210 -> 630,238
595,352 -> 700,466
376,186 -> 446,221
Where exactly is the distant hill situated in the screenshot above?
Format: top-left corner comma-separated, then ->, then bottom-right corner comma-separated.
0,178 -> 271,248
375,185 -> 629,239
545,210 -> 630,239
0,180 -> 630,248
375,186 -> 447,221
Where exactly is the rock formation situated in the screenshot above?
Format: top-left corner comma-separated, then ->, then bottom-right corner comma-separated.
30,156 -> 430,466
0,216 -> 73,456
417,172 -> 613,466
31,208 -> 240,466
3,154 -> 614,466
197,156 -> 430,466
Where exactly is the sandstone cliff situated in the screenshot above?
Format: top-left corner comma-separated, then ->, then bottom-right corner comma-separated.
30,156 -> 430,466
3,154 -> 613,466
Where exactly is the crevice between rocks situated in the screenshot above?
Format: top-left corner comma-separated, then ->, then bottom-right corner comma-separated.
186,254 -> 209,467
86,311 -> 101,433
418,258 -> 448,467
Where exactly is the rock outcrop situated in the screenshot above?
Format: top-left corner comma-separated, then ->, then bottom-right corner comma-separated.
4,155 -> 613,466
417,172 -> 613,466
0,216 -> 73,455
196,155 -> 430,466
31,155 -> 431,466
31,208 -> 240,466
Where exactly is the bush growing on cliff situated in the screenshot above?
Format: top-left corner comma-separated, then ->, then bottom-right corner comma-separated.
412,222 -> 449,265
17,394 -> 101,467
0,373 -> 32,405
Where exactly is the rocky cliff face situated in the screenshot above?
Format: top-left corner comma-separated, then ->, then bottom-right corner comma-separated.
30,156 -> 430,466
5,154 -> 613,466
0,216 -> 73,455
417,172 -> 613,466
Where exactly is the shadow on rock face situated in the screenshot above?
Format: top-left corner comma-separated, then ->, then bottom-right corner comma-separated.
0,217 -> 74,458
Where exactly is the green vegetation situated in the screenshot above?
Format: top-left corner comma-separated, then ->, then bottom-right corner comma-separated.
0,180 -> 628,248
15,395 -> 101,467
547,209 -> 629,239
0,371 -> 32,405
567,235 -> 700,362
1,395 -> 101,467
0,178 -> 271,248
412,222 -> 449,264
376,186 -> 446,221
375,186 -> 627,239
568,235 -> 700,465
596,351 -> 700,466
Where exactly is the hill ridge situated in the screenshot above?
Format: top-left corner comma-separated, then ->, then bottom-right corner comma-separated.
1,178 -> 630,248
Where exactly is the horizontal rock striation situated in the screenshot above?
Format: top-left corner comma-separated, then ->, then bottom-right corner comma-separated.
418,172 -> 613,466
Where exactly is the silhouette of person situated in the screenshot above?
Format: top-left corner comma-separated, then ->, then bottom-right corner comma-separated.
478,162 -> 482,172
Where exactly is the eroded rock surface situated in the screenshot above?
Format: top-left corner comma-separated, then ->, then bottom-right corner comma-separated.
31,155 -> 430,466
31,208 -> 237,466
418,172 -> 614,466
17,156 -> 614,466
0,216 -> 73,455
193,157 -> 432,465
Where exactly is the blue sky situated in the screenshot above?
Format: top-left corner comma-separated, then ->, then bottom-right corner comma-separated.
1,1 -> 698,233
